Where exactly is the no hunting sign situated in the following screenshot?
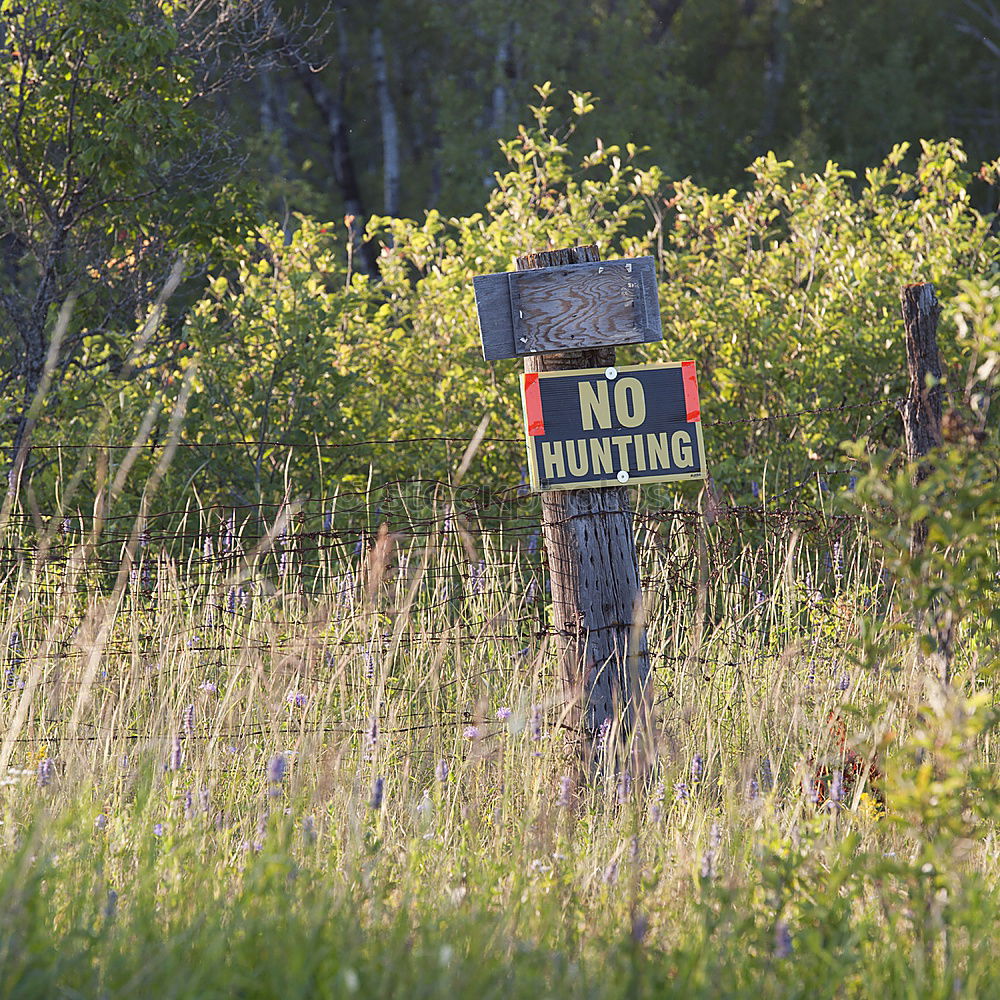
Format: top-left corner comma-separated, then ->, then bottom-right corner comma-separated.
519,362 -> 706,491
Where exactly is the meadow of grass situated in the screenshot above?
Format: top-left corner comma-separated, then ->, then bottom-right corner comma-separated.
1,473 -> 999,999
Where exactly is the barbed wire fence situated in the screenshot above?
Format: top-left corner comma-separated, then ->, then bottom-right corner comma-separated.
0,393 -> 908,754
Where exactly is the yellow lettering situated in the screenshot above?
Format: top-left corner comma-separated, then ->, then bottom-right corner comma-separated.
611,434 -> 632,470
646,432 -> 670,468
671,430 -> 694,468
633,432 -> 647,471
613,377 -> 646,427
579,380 -> 611,431
589,437 -> 613,475
541,441 -> 565,479
566,439 -> 588,477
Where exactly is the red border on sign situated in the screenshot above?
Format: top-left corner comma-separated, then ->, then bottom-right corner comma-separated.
523,373 -> 545,436
681,361 -> 700,422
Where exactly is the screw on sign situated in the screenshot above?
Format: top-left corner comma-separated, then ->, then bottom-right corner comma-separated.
472,245 -> 708,775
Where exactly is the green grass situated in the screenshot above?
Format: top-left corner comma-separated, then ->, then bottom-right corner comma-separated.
1,482 -> 998,999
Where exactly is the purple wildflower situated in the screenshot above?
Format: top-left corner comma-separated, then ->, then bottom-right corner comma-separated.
169,736 -> 183,771
748,777 -> 760,801
182,704 -> 195,737
774,920 -> 792,958
153,823 -> 165,837
95,813 -> 107,830
556,775 -> 573,807
527,532 -> 539,555
104,889 -> 118,920
369,776 -> 384,809
286,691 -> 307,708
435,759 -> 449,783
184,789 -> 194,818
530,705 -> 543,741
595,716 -> 611,753
837,671 -> 850,692
37,757 -> 54,787
267,753 -> 287,785
496,706 -> 512,722
463,725 -> 480,741
199,681 -> 217,694
674,781 -> 689,802
691,754 -> 704,783
830,769 -> 844,804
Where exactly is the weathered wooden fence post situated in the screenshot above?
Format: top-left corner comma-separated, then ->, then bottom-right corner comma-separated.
899,281 -> 951,683
515,245 -> 651,767
473,242 -> 706,773
901,282 -> 943,545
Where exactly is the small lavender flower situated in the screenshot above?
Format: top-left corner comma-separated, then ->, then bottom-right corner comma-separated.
594,716 -> 611,753
649,782 -> 665,822
435,759 -> 449,783
37,758 -> 54,788
556,775 -> 572,807
286,691 -> 307,708
748,777 -> 760,801
169,736 -> 183,772
267,753 -> 287,785
363,647 -> 376,680
369,776 -> 384,810
700,848 -> 715,880
199,681 -> 217,694
837,671 -> 850,692
774,920 -> 793,958
226,587 -> 238,614
153,823 -> 165,837
630,911 -> 649,944
184,789 -> 194,818
496,706 -> 512,722
527,532 -> 539,555
463,725 -> 480,741
366,717 -> 379,749
302,815 -> 317,844
530,705 -> 543,742
674,781 -> 689,802
751,480 -> 760,499
691,754 -> 704,783
830,769 -> 844,804
182,704 -> 195,737
104,889 -> 118,920
95,813 -> 107,830
203,536 -> 213,559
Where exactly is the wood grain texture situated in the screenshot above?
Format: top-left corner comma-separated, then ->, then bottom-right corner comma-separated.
519,244 -> 653,774
475,256 -> 661,360
509,258 -> 658,355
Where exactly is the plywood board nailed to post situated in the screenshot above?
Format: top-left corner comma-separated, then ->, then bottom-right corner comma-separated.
473,257 -> 662,361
